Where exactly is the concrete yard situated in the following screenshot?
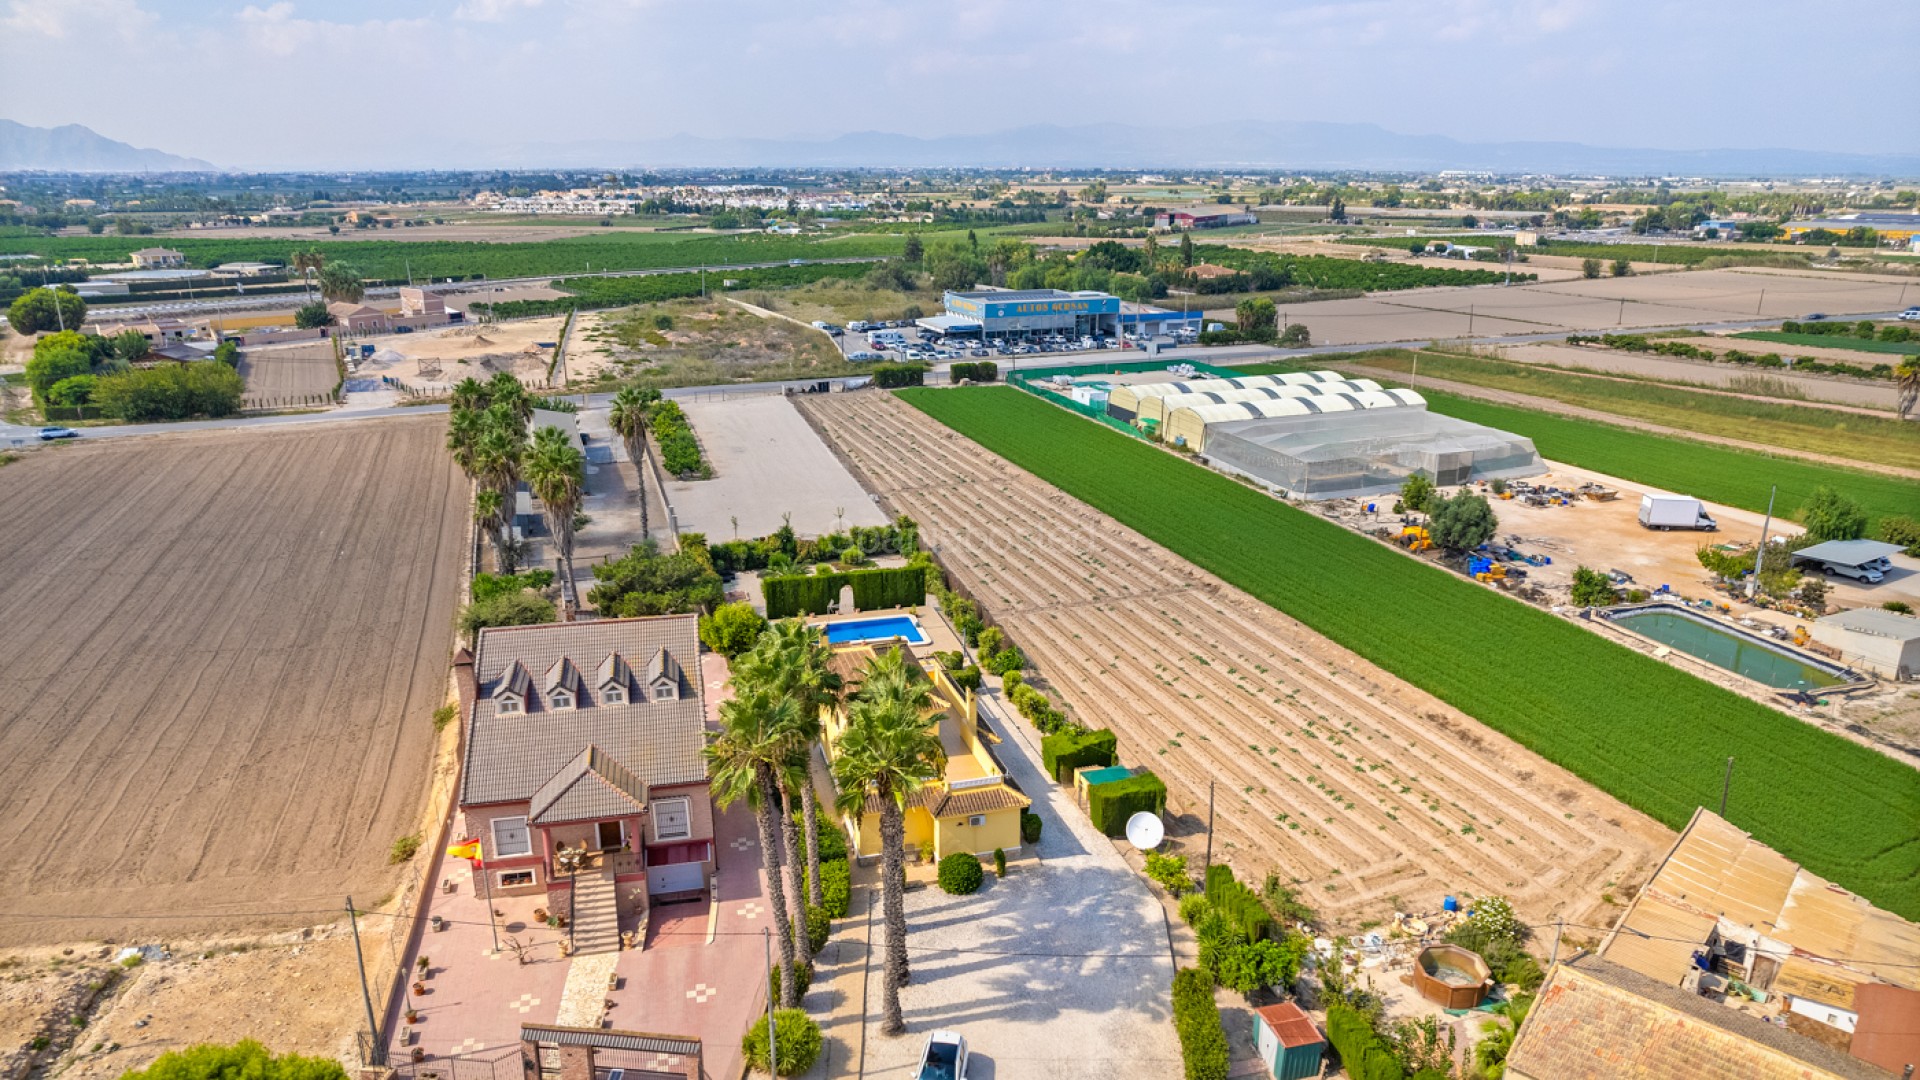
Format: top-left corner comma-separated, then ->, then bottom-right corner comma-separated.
668,393 -> 889,538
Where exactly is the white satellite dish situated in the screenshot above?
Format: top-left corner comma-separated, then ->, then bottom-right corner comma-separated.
1125,811 -> 1165,851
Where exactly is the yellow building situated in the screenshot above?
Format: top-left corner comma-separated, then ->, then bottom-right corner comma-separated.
822,645 -> 1029,860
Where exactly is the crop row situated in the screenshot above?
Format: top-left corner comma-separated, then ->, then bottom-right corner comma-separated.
896,385 -> 1920,920
0,231 -> 906,282
1732,331 -> 1920,357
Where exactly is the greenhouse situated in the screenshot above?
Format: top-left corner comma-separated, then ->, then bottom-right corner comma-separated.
1201,404 -> 1544,500
1104,369 -> 1347,422
1138,380 -> 1382,429
1164,388 -> 1424,452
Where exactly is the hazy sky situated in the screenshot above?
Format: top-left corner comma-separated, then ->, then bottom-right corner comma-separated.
3,0 -> 1914,169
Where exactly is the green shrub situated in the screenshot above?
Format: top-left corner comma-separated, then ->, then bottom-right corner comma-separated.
804,905 -> 831,954
1178,893 -> 1212,925
993,848 -> 1006,877
818,860 -> 851,918
460,590 -> 557,641
1876,515 -> 1920,557
950,361 -> 999,383
699,601 -> 767,658
119,1042 -> 347,1080
388,834 -> 422,864
471,569 -> 554,603
1042,727 -> 1118,782
937,853 -> 984,895
948,664 -> 982,692
1171,967 -> 1230,1080
983,646 -> 1025,677
1203,865 -> 1271,944
1088,770 -> 1167,836
741,1009 -> 822,1076
1214,936 -> 1308,995
869,362 -> 928,389
92,360 -> 244,421
767,960 -> 813,1007
1001,670 -> 1024,694
1145,851 -> 1192,895
764,565 -> 927,618
1020,809 -> 1043,844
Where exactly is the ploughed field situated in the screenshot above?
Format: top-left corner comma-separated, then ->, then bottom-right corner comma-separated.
798,392 -> 1668,928
0,418 -> 466,946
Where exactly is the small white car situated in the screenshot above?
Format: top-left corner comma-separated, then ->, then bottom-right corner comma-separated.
1900,308 -> 1920,321
38,426 -> 80,440
911,1030 -> 967,1080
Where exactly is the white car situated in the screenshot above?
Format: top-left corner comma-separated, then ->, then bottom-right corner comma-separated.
911,1030 -> 967,1080
1900,308 -> 1920,321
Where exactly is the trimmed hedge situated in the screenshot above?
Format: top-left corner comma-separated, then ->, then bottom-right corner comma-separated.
1088,770 -> 1167,836
950,360 -> 999,384
763,565 -> 928,619
1020,809 -> 1043,844
1041,728 -> 1118,782
1171,967 -> 1230,1080
869,362 -> 928,388
937,853 -> 984,895
1203,865 -> 1271,943
802,816 -> 852,919
1327,1004 -> 1406,1080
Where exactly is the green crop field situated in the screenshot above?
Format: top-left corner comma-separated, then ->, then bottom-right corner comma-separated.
1235,361 -> 1920,528
0,231 -> 905,283
1732,332 -> 1920,356
896,385 -> 1920,919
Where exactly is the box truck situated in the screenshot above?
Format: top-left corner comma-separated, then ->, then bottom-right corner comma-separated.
1638,494 -> 1718,531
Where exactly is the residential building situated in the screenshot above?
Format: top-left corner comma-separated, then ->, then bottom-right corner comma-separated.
455,615 -> 713,933
821,644 -> 1028,861
1809,607 -> 1920,680
398,286 -> 447,317
327,301 -> 391,335
130,247 -> 186,269
1155,209 -> 1259,230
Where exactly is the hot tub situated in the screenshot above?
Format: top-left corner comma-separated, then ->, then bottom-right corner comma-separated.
1414,945 -> 1493,1009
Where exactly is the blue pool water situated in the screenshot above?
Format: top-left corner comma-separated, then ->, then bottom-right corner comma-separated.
821,615 -> 929,646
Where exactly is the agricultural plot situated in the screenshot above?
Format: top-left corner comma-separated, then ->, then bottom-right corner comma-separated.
890,386 -> 1920,921
799,393 -> 1668,928
576,298 -> 851,388
0,418 -> 467,947
1732,331 -> 1920,356
236,346 -> 339,408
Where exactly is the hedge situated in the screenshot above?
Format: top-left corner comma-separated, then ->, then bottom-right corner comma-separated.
1088,770 -> 1167,836
763,565 -> 927,619
868,362 -> 927,388
1041,728 -> 1118,782
1203,865 -> 1271,943
1171,967 -> 1230,1080
950,360 -> 999,383
1327,1004 -> 1406,1080
802,815 -> 852,918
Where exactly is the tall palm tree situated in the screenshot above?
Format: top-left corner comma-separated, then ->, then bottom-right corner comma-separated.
830,648 -> 944,1035
525,425 -> 585,614
473,412 -> 525,573
446,406 -> 484,477
608,386 -> 656,535
1897,357 -> 1919,419
472,488 -> 504,559
707,688 -> 808,1008
738,620 -> 842,908
451,376 -> 490,415
487,371 -> 533,424
291,249 -> 325,302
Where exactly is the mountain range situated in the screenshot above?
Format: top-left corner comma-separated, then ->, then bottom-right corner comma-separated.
6,119 -> 1916,177
0,121 -> 214,172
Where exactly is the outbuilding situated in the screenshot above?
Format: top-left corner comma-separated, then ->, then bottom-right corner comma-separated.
1252,1001 -> 1325,1080
1790,540 -> 1902,582
1809,608 -> 1920,680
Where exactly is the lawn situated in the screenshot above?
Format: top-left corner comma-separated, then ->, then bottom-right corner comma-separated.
1247,350 -> 1920,473
1732,332 -> 1920,357
896,385 -> 1920,921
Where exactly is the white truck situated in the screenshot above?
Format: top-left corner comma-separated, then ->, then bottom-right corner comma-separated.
1638,494 -> 1718,532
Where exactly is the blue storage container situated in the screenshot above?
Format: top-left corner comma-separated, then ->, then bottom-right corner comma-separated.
1443,894 -> 1459,912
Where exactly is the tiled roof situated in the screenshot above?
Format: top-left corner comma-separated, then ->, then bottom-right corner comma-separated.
596,651 -> 629,688
497,660 -> 531,700
461,616 -> 706,807
1508,954 -> 1887,1080
861,781 -> 1029,818
528,745 -> 649,825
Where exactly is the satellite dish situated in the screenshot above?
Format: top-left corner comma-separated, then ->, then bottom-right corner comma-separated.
1125,812 -> 1165,851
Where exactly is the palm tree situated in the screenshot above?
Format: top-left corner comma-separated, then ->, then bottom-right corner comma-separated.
707,688 -> 808,1007
446,406 -> 484,477
608,386 -> 656,535
737,621 -> 842,908
525,425 -> 585,615
1897,357 -> 1919,419
473,412 -> 525,573
291,249 -> 325,302
451,376 -> 490,415
487,371 -> 532,424
830,648 -> 944,1035
473,488 -> 504,554
317,261 -> 364,305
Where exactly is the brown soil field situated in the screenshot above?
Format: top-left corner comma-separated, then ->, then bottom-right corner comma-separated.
798,393 -> 1669,930
0,417 -> 466,948
238,346 -> 340,407
1495,342 -> 1901,412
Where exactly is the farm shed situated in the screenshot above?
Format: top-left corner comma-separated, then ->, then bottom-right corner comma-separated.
1200,399 -> 1540,498
1164,388 -> 1423,454
1791,540 -> 1902,577
1252,1001 -> 1325,1080
1809,608 -> 1920,680
1103,370 -> 1346,422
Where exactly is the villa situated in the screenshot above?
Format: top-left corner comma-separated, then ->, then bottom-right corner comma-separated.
822,644 -> 1029,861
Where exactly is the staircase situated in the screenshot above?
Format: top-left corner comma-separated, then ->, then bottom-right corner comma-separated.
570,867 -> 621,955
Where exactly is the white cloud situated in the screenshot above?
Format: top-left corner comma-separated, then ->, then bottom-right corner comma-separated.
453,0 -> 544,22
0,0 -> 158,43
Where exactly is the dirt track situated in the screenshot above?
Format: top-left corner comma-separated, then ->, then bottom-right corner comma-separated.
799,393 -> 1669,929
0,418 -> 466,947
238,346 -> 339,407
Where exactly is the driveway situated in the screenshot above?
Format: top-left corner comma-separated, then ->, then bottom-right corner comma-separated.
850,688 -> 1181,1080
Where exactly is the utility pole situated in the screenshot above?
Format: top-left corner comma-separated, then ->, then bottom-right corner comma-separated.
1755,288 -> 1766,317
763,928 -> 778,1071
1202,779 -> 1216,878
1550,918 -> 1564,967
346,897 -> 383,1065
1618,298 -> 1626,326
1466,304 -> 1475,341
1720,756 -> 1735,817
1748,485 -> 1776,600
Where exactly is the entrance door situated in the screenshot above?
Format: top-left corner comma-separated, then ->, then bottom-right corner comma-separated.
596,821 -> 624,851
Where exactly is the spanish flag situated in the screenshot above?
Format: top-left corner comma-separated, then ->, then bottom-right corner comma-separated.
446,839 -> 482,861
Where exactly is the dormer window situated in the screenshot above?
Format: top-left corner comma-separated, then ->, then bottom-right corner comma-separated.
653,682 -> 676,702
497,695 -> 522,715
549,690 -> 574,711
602,685 -> 626,705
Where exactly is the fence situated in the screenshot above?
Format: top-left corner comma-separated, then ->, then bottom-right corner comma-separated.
385,1045 -> 522,1080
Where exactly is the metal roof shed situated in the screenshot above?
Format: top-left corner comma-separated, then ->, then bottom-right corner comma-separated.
1790,540 -> 1903,570
1809,608 -> 1920,680
1252,1001 -> 1325,1080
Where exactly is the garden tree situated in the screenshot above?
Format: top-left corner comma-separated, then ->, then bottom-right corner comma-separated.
1611,258 -> 1632,277
487,370 -> 533,423
23,337 -> 96,402
473,408 -> 528,572
1078,180 -> 1108,203
1329,197 -> 1346,222
1398,472 -> 1436,515
91,362 -> 244,421
584,538 -> 723,616
1427,492 -> 1498,552
830,647 -> 943,1035
864,260 -> 916,291
924,243 -> 987,293
901,233 -> 924,263
1277,323 -> 1310,347
1142,232 -> 1159,270
733,620 -> 844,909
109,328 -> 152,362
1179,231 -> 1194,267
525,424 -> 586,614
7,286 -> 87,334
459,589 -> 556,641
316,261 -> 364,304
1410,239 -> 1429,257
47,374 -> 97,413
1461,213 -> 1478,228
293,301 -> 334,329
1799,577 -> 1829,610
1581,257 -> 1602,279
1570,566 -> 1620,607
708,688 -> 810,1007
291,248 -> 325,301
1799,485 -> 1866,542
1392,1015 -> 1459,1076
1234,296 -> 1278,343
699,601 -> 766,659
120,1041 -> 346,1080
1895,357 -> 1919,419
1474,994 -> 1535,1080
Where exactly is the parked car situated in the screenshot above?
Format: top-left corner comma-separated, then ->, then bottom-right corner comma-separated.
1814,561 -> 1884,584
38,426 -> 79,440
911,1030 -> 968,1080
846,351 -> 885,362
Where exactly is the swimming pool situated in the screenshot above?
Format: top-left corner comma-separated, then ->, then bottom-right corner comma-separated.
1602,604 -> 1850,691
819,614 -> 930,647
